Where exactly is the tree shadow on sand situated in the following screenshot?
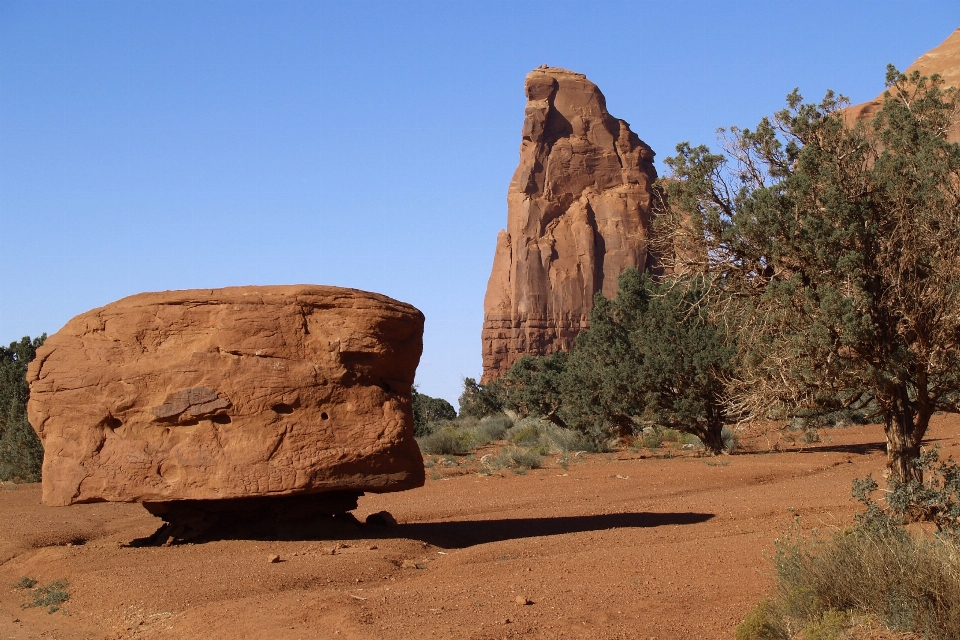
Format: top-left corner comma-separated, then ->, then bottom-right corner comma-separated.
385,511 -> 715,548
737,441 -> 889,456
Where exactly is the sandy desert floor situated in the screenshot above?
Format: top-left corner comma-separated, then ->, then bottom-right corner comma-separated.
2,415 -> 958,640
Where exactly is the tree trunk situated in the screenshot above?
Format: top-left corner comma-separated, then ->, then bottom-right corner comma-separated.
883,386 -> 931,484
545,409 -> 568,430
697,421 -> 726,456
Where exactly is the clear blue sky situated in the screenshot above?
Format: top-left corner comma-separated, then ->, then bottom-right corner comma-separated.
2,1 -> 959,406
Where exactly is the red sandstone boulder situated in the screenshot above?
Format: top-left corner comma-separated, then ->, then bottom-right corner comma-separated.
481,67 -> 658,382
27,286 -> 425,507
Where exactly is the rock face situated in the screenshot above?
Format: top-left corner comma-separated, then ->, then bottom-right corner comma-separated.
480,67 -> 658,382
845,27 -> 960,142
27,286 -> 425,508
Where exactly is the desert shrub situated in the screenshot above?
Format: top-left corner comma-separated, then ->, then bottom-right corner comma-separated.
640,432 -> 662,449
416,425 -> 473,455
473,413 -> 512,445
661,428 -> 679,442
20,579 -> 69,614
13,577 -> 37,589
507,423 -> 540,447
416,413 -> 515,455
678,432 -> 703,448
0,335 -> 45,482
721,427 -> 739,453
739,461 -> 960,640
485,447 -> 542,471
774,525 -> 960,638
735,598 -> 788,640
542,424 -> 610,453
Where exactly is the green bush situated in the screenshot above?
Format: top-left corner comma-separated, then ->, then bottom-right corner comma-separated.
1,335 -> 45,482
20,579 -> 69,614
774,525 -> 960,638
678,432 -> 703,448
721,426 -> 739,453
640,432 -> 662,449
507,423 -> 540,447
411,388 -> 457,437
541,424 -> 610,453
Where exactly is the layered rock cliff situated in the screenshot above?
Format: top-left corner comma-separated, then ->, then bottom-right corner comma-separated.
480,67 -> 658,382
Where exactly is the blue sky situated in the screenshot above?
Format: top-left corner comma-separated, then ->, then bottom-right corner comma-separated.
2,1 -> 959,406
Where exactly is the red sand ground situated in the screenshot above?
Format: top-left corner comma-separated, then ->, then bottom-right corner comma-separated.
1,415 -> 958,640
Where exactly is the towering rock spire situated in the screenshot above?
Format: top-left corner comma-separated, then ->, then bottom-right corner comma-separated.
480,67 -> 658,382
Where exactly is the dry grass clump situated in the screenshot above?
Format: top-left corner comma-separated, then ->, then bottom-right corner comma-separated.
416,414 -> 514,455
482,447 -> 543,472
418,413 -> 610,459
739,451 -> 960,640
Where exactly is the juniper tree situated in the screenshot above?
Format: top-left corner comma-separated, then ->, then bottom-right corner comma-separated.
658,67 -> 960,482
0,335 -> 46,482
457,377 -> 503,419
560,269 -> 734,453
499,351 -> 568,428
411,387 -> 457,436
500,269 -> 735,454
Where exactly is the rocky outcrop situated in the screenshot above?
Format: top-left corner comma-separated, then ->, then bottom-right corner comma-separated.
27,286 -> 425,508
845,27 -> 960,142
481,67 -> 658,382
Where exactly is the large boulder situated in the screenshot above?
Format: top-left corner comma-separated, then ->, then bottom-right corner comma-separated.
27,285 -> 425,508
480,66 -> 658,382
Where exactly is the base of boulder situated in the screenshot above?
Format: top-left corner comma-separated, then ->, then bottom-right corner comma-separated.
137,491 -> 364,545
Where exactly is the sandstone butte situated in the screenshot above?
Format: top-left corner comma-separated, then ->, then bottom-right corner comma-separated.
845,26 -> 960,141
26,286 -> 426,510
480,66 -> 658,383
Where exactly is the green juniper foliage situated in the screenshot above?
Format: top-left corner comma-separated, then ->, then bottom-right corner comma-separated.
499,352 -> 568,428
0,335 -> 46,482
660,67 -> 960,482
411,387 -> 457,437
500,269 -> 735,454
457,377 -> 504,419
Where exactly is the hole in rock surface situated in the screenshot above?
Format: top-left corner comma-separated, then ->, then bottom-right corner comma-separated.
210,414 -> 232,424
272,403 -> 295,414
104,416 -> 122,429
321,412 -> 330,420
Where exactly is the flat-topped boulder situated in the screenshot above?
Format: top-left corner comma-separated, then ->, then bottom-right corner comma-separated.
27,285 -> 425,509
